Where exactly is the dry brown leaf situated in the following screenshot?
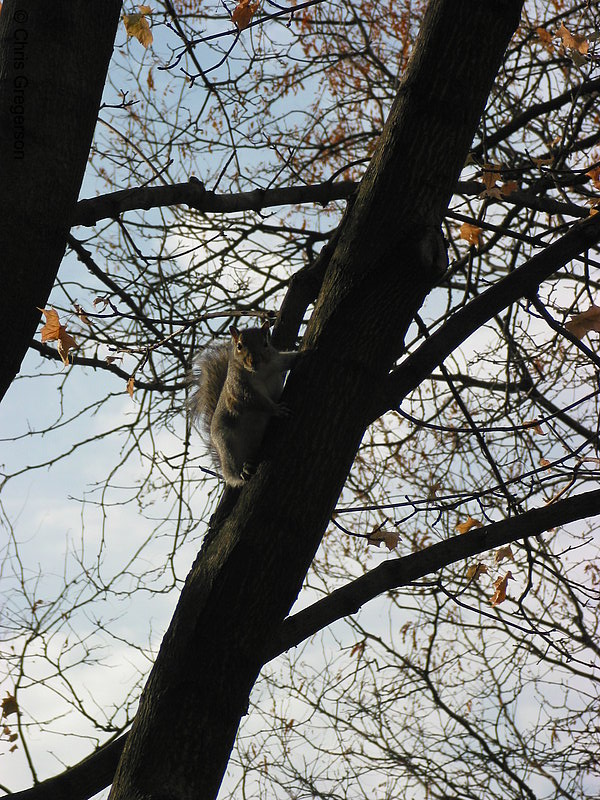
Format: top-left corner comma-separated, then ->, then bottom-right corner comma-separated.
532,156 -> 554,167
1,693 -> 18,718
524,419 -> 544,435
557,23 -> 589,55
490,571 -> 513,606
586,166 -> 600,189
126,376 -> 135,399
540,458 -> 551,469
74,303 -> 91,326
232,0 -> 259,31
501,180 -> 519,196
494,545 -> 515,564
535,26 -> 554,53
481,163 -> 501,190
123,6 -> 153,48
147,67 -> 155,90
459,223 -> 482,246
350,641 -> 366,658
455,516 -> 483,535
367,529 -> 400,550
565,304 -> 600,339
38,307 -> 61,342
466,563 -> 488,581
480,186 -> 503,200
57,328 -> 77,365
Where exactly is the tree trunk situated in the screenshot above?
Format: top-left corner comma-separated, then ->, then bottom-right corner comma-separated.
0,0 -> 122,400
109,2 -> 524,799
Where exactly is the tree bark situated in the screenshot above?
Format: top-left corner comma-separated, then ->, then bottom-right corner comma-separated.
109,2 -> 524,799
0,0 -> 122,401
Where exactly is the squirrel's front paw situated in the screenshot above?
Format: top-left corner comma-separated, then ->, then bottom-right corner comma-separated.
275,403 -> 292,418
241,462 -> 257,481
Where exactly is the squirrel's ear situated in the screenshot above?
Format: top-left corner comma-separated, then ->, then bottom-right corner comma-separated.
230,325 -> 240,343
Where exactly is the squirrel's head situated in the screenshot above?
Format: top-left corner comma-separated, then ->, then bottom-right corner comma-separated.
230,321 -> 272,371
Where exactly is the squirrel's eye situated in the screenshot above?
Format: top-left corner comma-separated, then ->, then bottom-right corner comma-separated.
236,342 -> 243,351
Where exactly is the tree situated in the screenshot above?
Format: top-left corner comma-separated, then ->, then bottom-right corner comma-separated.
2,1 -> 600,799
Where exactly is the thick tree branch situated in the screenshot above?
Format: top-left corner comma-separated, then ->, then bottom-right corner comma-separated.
274,487 -> 600,655
72,179 -> 358,227
473,76 -> 600,155
9,484 -> 600,800
379,212 -> 600,420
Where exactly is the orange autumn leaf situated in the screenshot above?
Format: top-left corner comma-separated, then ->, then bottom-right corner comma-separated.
123,6 -> 153,48
459,222 -> 482,246
232,0 -> 259,31
556,23 -> 589,55
565,305 -> 600,339
586,165 -> 600,189
39,308 -> 77,364
455,516 -> 483,535
490,571 -> 513,606
38,307 -> 61,342
126,376 -> 135,399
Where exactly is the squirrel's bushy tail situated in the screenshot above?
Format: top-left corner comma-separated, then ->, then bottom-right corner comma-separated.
187,344 -> 229,429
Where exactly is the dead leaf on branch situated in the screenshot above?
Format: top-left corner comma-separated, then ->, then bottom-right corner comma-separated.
1,694 -> 18,719
123,6 -> 153,48
494,545 -> 515,564
455,517 -> 483,535
350,641 -> 366,659
126,376 -> 135,399
535,26 -> 554,54
74,303 -> 91,326
466,562 -> 488,581
38,308 -> 77,365
367,528 -> 400,550
556,23 -> 589,55
565,305 -> 600,339
586,166 -> 600,189
459,222 -> 482,246
500,180 -> 519,196
490,571 -> 513,607
232,0 -> 260,31
481,163 -> 501,190
38,307 -> 61,342
523,419 -> 544,435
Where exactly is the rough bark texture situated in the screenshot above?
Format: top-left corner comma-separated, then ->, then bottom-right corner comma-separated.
109,2 -> 524,799
0,0 -> 122,401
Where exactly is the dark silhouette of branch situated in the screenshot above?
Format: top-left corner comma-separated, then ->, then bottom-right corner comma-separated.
380,212 -> 600,419
9,485 -> 600,800
72,180 -> 358,228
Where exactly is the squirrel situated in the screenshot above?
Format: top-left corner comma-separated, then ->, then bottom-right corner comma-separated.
189,321 -> 300,487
